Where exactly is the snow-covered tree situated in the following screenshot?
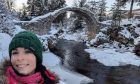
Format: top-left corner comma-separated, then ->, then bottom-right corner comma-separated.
72,0 -> 89,31
47,0 -> 66,12
0,0 -> 15,35
27,0 -> 44,16
47,0 -> 66,24
98,0 -> 107,22
87,0 -> 99,15
82,0 -> 106,21
27,0 -> 66,16
73,0 -> 88,7
6,0 -> 14,10
19,3 -> 29,21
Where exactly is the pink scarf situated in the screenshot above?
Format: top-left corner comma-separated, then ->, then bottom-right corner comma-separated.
6,66 -> 44,84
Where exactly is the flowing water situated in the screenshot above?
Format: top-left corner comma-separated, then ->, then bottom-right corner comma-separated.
48,39 -> 140,84
79,59 -> 140,84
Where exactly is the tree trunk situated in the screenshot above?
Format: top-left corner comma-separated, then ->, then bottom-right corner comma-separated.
128,0 -> 134,19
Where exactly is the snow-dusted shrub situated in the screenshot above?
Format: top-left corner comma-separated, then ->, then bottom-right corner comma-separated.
134,36 -> 140,45
105,26 -> 134,46
38,35 -> 49,51
90,32 -> 109,47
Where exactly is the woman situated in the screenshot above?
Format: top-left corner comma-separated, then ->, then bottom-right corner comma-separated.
0,31 -> 58,84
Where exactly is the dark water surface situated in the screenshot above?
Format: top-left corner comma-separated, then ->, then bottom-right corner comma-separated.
48,39 -> 140,84
79,59 -> 140,84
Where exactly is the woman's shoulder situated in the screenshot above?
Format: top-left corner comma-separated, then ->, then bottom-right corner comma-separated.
0,58 -> 11,83
44,69 -> 60,84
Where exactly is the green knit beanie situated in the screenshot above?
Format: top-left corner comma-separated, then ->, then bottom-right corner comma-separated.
9,31 -> 43,64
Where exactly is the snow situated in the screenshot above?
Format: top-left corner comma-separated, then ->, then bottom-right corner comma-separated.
0,33 -> 11,59
135,28 -> 140,35
31,13 -> 52,22
119,27 -> 132,39
1,11 -> 140,84
43,51 -> 93,84
120,19 -> 140,26
1,29 -> 140,83
61,32 -> 88,41
2,31 -> 140,83
27,7 -> 65,22
12,25 -> 25,35
90,32 -> 108,44
43,51 -> 60,67
50,65 -> 93,84
48,27 -> 59,35
101,20 -> 112,25
0,26 -> 93,84
85,48 -> 140,66
134,36 -> 140,45
101,19 -> 140,26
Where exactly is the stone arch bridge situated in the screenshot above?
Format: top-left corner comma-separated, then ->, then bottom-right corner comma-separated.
15,7 -> 99,38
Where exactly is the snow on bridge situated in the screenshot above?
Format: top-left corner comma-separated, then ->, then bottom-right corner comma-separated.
14,7 -> 99,38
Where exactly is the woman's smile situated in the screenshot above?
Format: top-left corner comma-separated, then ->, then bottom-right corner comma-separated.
16,64 -> 29,69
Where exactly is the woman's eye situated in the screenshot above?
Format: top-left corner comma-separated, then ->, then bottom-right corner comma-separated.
11,51 -> 18,55
25,50 -> 33,54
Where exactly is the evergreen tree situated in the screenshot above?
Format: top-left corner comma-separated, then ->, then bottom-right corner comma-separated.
98,0 -> 107,22
47,0 -> 66,12
111,1 -> 124,27
85,0 -> 99,20
27,0 -> 66,16
27,0 -> 44,16
20,3 -> 29,21
47,0 -> 66,24
74,0 -> 88,7
72,0 -> 88,30
84,0 -> 107,21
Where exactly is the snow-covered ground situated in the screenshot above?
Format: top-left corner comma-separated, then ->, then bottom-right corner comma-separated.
1,22 -> 140,84
86,48 -> 140,66
1,11 -> 140,83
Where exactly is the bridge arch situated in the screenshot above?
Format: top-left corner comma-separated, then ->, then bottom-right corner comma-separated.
52,7 -> 99,38
16,7 -> 99,39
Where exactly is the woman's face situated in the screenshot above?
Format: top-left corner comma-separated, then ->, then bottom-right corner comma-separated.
11,47 -> 36,76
